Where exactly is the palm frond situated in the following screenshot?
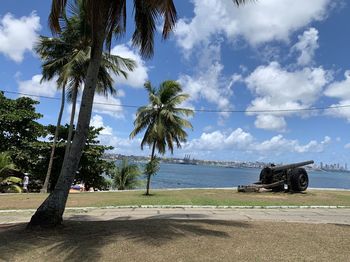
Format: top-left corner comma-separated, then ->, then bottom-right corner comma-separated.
132,0 -> 158,58
49,0 -> 68,33
105,0 -> 127,51
153,0 -> 177,39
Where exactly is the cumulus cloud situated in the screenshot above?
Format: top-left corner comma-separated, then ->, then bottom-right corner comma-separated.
65,90 -> 126,124
174,0 -> 331,51
254,115 -> 287,132
93,93 -> 125,119
90,115 -> 113,135
0,12 -> 41,62
245,62 -> 330,131
110,44 -> 148,88
186,128 -> 253,151
255,135 -> 331,154
178,44 -> 236,121
89,114 -> 143,155
345,143 -> 350,149
292,27 -> 319,66
17,74 -> 58,99
184,128 -> 331,156
324,71 -> 350,121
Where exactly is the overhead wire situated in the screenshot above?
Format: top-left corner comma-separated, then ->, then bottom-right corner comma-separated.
1,89 -> 349,113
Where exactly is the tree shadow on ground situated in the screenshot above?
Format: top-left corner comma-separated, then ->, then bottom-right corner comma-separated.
0,219 -> 250,261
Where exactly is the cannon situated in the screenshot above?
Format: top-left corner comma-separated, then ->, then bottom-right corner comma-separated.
238,160 -> 314,193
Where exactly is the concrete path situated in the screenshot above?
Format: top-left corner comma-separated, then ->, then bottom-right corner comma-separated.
1,207 -> 350,225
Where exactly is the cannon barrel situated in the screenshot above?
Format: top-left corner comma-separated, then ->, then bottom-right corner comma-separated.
269,160 -> 314,172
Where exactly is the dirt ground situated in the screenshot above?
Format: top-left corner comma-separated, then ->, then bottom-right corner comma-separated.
1,220 -> 349,262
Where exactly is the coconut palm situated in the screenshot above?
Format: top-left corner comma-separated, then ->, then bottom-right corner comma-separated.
29,0 -> 247,228
130,81 -> 194,195
36,3 -> 136,193
112,159 -> 142,190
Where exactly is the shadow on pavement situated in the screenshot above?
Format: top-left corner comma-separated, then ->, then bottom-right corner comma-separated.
0,219 -> 250,261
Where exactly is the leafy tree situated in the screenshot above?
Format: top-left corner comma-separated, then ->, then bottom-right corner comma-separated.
0,92 -> 45,153
43,125 -> 114,192
0,92 -> 47,176
112,159 -> 142,190
36,0 -> 135,193
130,81 -> 193,195
29,0 -> 247,228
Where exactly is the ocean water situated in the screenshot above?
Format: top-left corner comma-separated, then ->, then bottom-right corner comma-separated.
147,163 -> 350,190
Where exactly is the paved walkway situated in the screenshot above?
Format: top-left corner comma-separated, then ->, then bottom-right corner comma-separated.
1,207 -> 350,225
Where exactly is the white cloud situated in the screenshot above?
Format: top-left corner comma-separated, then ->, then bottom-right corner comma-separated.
89,114 -> 144,155
0,12 -> 41,62
292,27 -> 319,66
184,128 -> 331,156
179,62 -> 233,117
17,74 -> 58,99
178,44 -> 235,121
245,62 -> 330,131
345,143 -> 350,149
110,44 -> 148,88
175,0 -> 331,51
324,71 -> 350,121
255,135 -> 331,154
90,115 -> 113,135
93,93 -> 125,119
64,91 -> 126,124
254,115 -> 287,132
186,128 -> 253,151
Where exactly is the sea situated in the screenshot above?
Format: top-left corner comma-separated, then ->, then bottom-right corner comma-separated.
146,163 -> 350,190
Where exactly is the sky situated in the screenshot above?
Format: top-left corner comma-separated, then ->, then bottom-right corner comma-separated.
1,0 -> 350,166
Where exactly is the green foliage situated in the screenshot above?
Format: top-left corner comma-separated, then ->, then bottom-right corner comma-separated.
130,80 -> 193,194
36,0 -> 136,102
0,152 -> 22,193
0,94 -> 114,192
112,159 -> 142,190
130,81 -> 194,155
0,92 -> 46,154
144,157 -> 160,177
44,125 -> 114,191
0,152 -> 15,174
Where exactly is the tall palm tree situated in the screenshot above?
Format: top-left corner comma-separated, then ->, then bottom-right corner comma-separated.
130,81 -> 194,195
36,4 -> 136,193
28,0 -> 247,228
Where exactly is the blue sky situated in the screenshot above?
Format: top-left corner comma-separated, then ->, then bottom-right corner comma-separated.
1,0 -> 350,167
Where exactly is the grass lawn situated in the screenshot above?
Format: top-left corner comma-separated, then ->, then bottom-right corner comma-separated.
1,189 -> 350,210
1,220 -> 350,261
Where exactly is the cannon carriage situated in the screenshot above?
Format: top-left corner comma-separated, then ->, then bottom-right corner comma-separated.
238,160 -> 314,193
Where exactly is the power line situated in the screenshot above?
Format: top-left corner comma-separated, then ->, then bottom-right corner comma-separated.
2,89 -> 349,113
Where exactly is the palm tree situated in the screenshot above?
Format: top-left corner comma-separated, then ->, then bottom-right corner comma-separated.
36,3 -> 136,193
112,159 -> 142,190
0,152 -> 22,193
28,0 -> 247,228
130,81 -> 194,195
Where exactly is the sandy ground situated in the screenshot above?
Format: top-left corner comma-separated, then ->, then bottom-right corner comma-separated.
1,219 -> 350,262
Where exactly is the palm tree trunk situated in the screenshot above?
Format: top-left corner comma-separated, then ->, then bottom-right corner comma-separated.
64,85 -> 78,159
27,18 -> 107,228
41,86 -> 66,193
146,141 -> 157,195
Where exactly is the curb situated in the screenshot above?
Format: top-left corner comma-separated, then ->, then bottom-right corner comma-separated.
1,205 -> 350,213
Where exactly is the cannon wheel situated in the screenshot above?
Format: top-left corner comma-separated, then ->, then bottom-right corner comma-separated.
291,168 -> 309,192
